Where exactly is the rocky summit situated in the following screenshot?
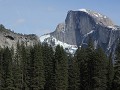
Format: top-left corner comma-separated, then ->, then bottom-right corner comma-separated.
40,9 -> 120,55
0,24 -> 39,48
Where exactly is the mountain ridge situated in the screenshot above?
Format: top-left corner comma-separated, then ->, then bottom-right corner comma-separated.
40,9 -> 120,55
0,24 -> 39,48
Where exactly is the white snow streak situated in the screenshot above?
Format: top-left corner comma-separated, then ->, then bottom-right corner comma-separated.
40,34 -> 50,42
40,34 -> 77,54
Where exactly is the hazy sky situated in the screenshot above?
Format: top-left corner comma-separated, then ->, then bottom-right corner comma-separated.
0,0 -> 120,35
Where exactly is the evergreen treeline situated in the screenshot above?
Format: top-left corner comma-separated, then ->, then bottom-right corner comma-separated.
0,41 -> 120,90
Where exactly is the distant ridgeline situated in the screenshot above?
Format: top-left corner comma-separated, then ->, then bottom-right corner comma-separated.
40,9 -> 120,59
0,24 -> 39,48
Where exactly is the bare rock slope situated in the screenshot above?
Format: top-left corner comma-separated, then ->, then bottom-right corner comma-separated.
0,25 -> 39,48
40,9 -> 120,54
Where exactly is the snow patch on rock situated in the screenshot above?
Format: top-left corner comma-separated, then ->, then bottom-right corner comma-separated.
40,34 -> 78,54
40,34 -> 50,42
78,9 -> 88,13
107,26 -> 118,30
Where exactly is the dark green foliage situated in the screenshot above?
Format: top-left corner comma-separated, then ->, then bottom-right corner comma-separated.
0,24 -> 5,32
42,43 -> 55,90
1,47 -> 14,90
113,42 -> 120,90
85,39 -> 95,90
68,55 -> 80,90
20,43 -> 29,90
0,43 -> 46,90
77,44 -> 95,90
93,47 -> 108,90
12,42 -> 23,90
75,48 -> 86,90
0,39 -> 119,90
0,48 -> 3,89
33,44 -> 45,90
75,38 -> 95,90
107,52 -> 114,90
55,45 -> 68,90
75,39 -> 108,90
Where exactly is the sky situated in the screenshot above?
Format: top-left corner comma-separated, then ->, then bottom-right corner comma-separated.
0,0 -> 120,36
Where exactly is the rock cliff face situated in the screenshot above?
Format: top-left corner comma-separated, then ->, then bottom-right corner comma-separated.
40,9 -> 120,54
51,23 -> 65,42
0,25 -> 39,48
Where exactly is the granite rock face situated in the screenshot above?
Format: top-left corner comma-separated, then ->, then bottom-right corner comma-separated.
51,23 -> 65,42
40,9 -> 120,55
0,25 -> 39,48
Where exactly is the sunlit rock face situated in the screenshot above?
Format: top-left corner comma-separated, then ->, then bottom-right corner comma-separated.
40,9 -> 120,55
0,25 -> 39,48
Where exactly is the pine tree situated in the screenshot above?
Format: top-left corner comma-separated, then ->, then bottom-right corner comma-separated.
27,46 -> 35,90
20,43 -> 29,90
113,42 -> 120,90
107,52 -> 114,90
55,45 -> 68,90
86,39 -> 95,90
93,47 -> 108,90
77,37 -> 95,90
25,46 -> 34,90
76,38 -> 108,90
0,48 -> 4,89
42,43 -> 55,90
12,42 -> 23,90
75,47 -> 88,90
32,44 -> 45,90
75,41 -> 94,90
68,54 -> 80,90
1,47 -> 14,90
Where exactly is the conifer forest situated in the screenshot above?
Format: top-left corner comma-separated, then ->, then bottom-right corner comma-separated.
0,40 -> 120,90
